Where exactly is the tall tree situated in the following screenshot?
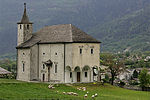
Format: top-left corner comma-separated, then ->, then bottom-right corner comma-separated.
138,68 -> 150,91
101,53 -> 124,85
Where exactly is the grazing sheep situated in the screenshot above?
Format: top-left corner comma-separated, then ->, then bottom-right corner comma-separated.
51,87 -> 55,89
92,95 -> 95,98
84,94 -> 88,98
67,92 -> 73,95
48,84 -> 55,89
73,93 -> 78,96
63,92 -> 66,94
95,93 -> 98,97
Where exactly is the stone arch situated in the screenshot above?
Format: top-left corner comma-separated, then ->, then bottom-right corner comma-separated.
66,66 -> 71,71
82,65 -> 90,71
82,65 -> 91,82
74,66 -> 81,82
92,66 -> 99,82
65,66 -> 72,83
93,66 -> 98,75
74,66 -> 80,72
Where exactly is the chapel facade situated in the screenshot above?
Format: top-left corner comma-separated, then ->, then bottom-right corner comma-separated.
16,3 -> 101,83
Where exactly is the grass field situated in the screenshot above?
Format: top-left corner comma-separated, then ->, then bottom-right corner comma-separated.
0,79 -> 150,100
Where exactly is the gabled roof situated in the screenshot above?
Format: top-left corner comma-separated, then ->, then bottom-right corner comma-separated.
17,3 -> 32,24
17,24 -> 101,49
0,67 -> 12,75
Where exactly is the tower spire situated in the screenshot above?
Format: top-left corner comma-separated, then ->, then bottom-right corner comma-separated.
24,3 -> 26,9
18,3 -> 32,24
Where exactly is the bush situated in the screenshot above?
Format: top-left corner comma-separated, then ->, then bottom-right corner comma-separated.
129,80 -> 139,85
119,81 -> 125,87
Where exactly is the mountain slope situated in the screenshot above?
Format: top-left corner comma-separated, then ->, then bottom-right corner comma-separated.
89,6 -> 150,53
0,0 -> 150,54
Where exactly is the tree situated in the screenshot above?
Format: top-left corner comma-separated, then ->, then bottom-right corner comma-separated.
100,53 -> 124,85
138,68 -> 150,91
125,52 -> 130,57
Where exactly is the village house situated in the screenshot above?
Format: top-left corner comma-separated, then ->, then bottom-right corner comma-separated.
16,3 -> 101,83
0,67 -> 12,78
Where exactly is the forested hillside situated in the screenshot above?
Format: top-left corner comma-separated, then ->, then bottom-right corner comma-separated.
0,0 -> 150,54
89,5 -> 150,52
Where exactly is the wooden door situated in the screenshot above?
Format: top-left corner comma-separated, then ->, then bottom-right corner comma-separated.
77,72 -> 80,82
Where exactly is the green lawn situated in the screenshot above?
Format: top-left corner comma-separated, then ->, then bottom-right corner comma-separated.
0,79 -> 149,100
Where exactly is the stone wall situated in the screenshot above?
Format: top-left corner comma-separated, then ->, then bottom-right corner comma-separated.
72,43 -> 100,68
17,43 -> 100,83
38,44 -> 65,83
17,24 -> 32,46
17,48 -> 31,81
30,44 -> 38,81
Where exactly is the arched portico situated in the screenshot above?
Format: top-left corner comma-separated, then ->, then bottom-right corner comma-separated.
82,65 -> 91,82
65,66 -> 72,83
74,66 -> 81,82
92,66 -> 99,82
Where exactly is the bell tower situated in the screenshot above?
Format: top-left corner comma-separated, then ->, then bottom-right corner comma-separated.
17,3 -> 33,46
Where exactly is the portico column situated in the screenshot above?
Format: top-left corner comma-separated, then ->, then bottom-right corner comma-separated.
91,68 -> 93,82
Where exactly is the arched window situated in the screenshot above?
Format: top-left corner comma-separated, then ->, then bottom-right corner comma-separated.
23,63 -> 25,72
70,72 -> 72,78
27,25 -> 29,29
55,64 -> 57,73
91,49 -> 94,54
55,52 -> 57,55
80,48 -> 82,54
20,25 -> 22,29
85,72 -> 87,77
43,64 -> 45,69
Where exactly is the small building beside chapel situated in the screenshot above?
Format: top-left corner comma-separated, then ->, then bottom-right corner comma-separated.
16,3 -> 101,83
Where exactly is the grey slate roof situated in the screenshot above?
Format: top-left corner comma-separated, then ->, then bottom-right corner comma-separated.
0,67 -> 12,75
17,24 -> 100,49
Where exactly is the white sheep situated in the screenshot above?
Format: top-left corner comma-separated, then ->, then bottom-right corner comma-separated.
48,84 -> 54,89
73,93 -> 78,96
84,94 -> 88,98
92,95 -> 95,98
51,87 -> 55,89
67,92 -> 73,95
63,92 -> 66,94
95,93 -> 98,97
